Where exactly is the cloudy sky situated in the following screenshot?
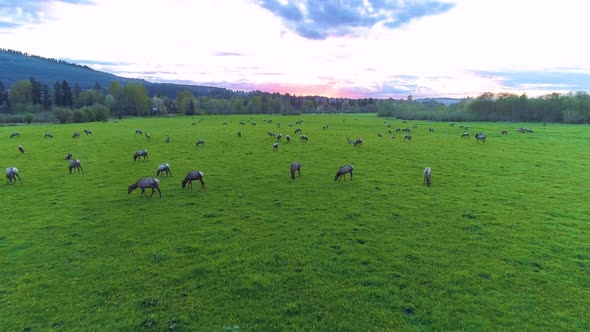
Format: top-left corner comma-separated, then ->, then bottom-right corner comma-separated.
1,0 -> 589,98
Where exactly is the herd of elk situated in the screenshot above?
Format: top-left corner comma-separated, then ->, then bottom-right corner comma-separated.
5,119 -> 525,196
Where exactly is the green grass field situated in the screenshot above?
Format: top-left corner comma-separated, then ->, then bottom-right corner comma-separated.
1,114 -> 589,331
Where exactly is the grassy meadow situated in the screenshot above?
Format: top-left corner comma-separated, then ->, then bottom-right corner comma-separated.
1,114 -> 589,330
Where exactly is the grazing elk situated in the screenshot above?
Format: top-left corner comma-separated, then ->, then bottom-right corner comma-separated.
128,177 -> 161,198
68,159 -> 84,174
18,145 -> 25,154
273,142 -> 279,151
10,131 -> 20,138
335,164 -> 354,181
133,149 -> 149,161
72,132 -> 80,139
301,135 -> 308,142
157,163 -> 171,177
65,153 -> 73,160
84,129 -> 93,135
44,133 -> 53,138
461,132 -> 469,139
404,134 -> 412,141
196,139 -> 205,147
475,133 -> 487,143
6,167 -> 21,184
423,167 -> 432,186
290,162 -> 301,180
181,171 -> 205,189
354,138 -> 363,147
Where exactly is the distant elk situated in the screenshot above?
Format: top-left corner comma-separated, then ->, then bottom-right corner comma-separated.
44,133 -> 53,138
181,171 -> 205,190
294,127 -> 302,134
501,130 -> 508,135
6,167 -> 21,184
157,163 -> 171,177
135,129 -> 143,135
423,167 -> 432,186
335,164 -> 354,181
128,177 -> 161,198
404,134 -> 412,141
65,153 -> 73,160
461,132 -> 469,139
518,127 -> 533,133
354,138 -> 363,147
133,149 -> 149,161
286,135 -> 291,143
10,131 -> 20,138
300,135 -> 308,142
72,132 -> 80,139
68,159 -> 84,174
196,139 -> 205,147
145,133 -> 151,140
84,129 -> 93,135
273,142 -> 279,151
18,145 -> 25,154
475,133 -> 487,143
290,162 -> 301,180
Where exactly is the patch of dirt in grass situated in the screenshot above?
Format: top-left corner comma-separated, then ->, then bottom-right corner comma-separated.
140,318 -> 158,329
403,307 -> 416,316
479,273 -> 492,280
531,262 -> 543,272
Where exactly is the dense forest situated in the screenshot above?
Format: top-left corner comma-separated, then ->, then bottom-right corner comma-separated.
1,49 -> 589,124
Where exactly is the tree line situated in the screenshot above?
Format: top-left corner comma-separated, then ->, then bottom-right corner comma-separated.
378,92 -> 590,124
0,77 -> 377,123
1,76 -> 589,124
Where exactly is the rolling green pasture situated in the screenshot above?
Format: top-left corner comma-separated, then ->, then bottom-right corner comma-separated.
1,114 -> 589,330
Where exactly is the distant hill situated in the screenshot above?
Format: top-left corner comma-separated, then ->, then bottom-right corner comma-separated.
0,49 -> 232,98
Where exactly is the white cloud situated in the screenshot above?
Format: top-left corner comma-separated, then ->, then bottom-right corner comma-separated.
1,0 -> 589,98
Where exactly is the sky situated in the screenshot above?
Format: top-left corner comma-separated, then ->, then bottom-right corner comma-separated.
1,0 -> 589,99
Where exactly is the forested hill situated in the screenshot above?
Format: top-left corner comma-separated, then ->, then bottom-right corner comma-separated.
0,49 -> 232,98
